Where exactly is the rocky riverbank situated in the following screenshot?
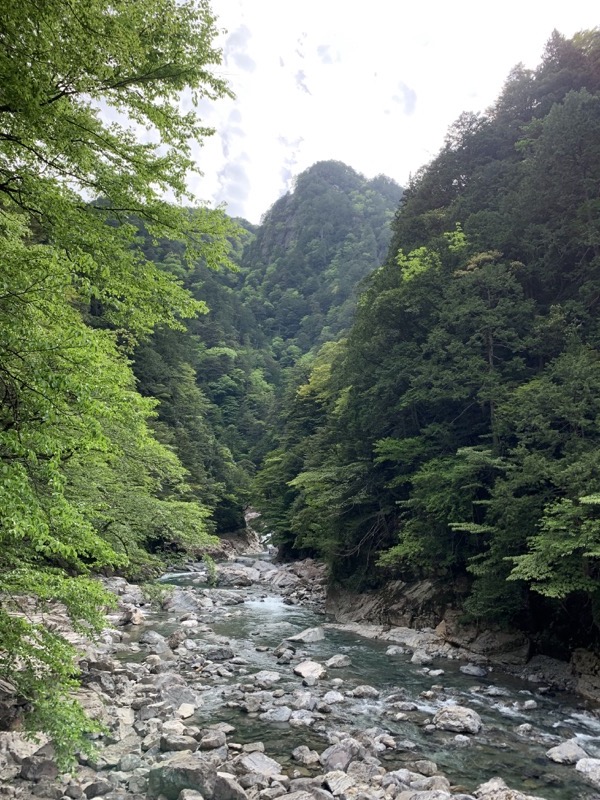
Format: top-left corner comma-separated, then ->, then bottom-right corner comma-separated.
2,557 -> 600,800
326,579 -> 600,702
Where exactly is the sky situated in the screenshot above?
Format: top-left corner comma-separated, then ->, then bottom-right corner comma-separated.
187,1 -> 599,224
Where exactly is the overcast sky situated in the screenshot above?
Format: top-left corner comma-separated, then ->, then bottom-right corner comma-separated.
188,1 -> 599,224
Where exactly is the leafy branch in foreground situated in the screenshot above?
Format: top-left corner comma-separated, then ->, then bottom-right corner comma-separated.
0,0 -> 233,759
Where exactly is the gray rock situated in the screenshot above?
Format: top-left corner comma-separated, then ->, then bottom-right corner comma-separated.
323,770 -> 355,796
289,710 -> 314,727
283,794 -> 315,800
349,684 -> 379,699
216,566 -> 261,587
160,735 -> 199,753
163,588 -> 203,614
287,690 -> 316,711
412,759 -> 438,777
168,630 -> 188,650
325,655 -> 351,669
20,754 -> 59,782
546,738 -> 587,764
119,753 -> 143,772
235,752 -> 283,778
156,674 -> 202,708
65,784 -> 84,799
386,645 -> 406,656
320,738 -> 363,772
139,630 -> 170,652
454,734 -> 472,747
242,742 -> 265,753
214,772 -> 247,800
293,661 -> 326,681
576,758 -> 600,789
83,780 -> 113,798
291,746 -> 320,766
259,786 -> 287,800
460,664 -> 488,678
475,776 -> 546,798
259,706 -> 292,723
90,735 -> 140,769
273,641 -> 296,658
287,627 -> 325,643
147,753 -> 216,799
411,650 -> 433,665
433,706 -> 482,734
199,732 -> 227,750
323,691 -> 345,704
253,671 -> 281,688
205,646 -> 235,661
177,703 -> 196,719
241,695 -> 264,713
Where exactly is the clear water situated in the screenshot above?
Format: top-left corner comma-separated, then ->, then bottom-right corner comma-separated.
130,577 -> 600,800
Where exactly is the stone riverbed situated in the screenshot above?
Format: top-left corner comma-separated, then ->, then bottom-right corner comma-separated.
2,555 -> 600,800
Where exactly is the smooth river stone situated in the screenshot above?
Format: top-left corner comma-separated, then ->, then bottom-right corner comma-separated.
546,738 -> 588,764
433,705 -> 482,734
293,660 -> 326,680
287,626 -> 325,643
325,654 -> 351,668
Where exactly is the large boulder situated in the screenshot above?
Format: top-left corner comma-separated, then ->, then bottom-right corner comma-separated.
287,626 -> 325,643
433,706 -> 482,734
323,770 -> 356,795
233,751 -> 283,778
293,661 -> 326,681
205,645 -> 235,662
349,685 -> 379,699
253,670 -> 281,688
214,772 -> 248,800
20,753 -> 59,782
259,706 -> 292,723
160,734 -> 199,753
460,664 -> 488,678
546,738 -> 588,764
216,565 -> 261,587
163,588 -> 204,613
320,738 -> 363,772
147,753 -> 217,799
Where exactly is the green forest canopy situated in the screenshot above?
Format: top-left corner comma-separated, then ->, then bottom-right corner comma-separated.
254,29 -> 600,657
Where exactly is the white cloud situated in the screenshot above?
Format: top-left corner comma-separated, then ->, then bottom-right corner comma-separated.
187,0 -> 600,223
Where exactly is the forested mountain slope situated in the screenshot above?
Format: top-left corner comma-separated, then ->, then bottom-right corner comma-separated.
240,161 -> 402,359
255,30 -> 600,656
128,162 -> 402,536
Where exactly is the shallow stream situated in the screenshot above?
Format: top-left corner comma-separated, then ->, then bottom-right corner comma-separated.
127,573 -> 600,800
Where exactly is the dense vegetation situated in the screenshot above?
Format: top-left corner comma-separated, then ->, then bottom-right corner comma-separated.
129,161 -> 402,540
255,30 -> 600,656
0,0 -> 239,761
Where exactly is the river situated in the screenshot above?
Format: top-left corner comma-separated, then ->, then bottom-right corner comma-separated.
118,568 -> 600,800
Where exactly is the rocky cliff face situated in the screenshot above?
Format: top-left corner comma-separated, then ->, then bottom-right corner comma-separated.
325,578 -> 600,700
